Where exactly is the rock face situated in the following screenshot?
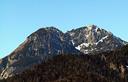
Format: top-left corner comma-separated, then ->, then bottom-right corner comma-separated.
0,25 -> 127,79
0,27 -> 80,79
66,25 -> 127,54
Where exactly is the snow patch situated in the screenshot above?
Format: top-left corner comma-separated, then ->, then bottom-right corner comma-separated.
83,43 -> 90,47
75,43 -> 90,50
75,46 -> 81,50
71,40 -> 75,45
95,35 -> 108,45
126,65 -> 128,68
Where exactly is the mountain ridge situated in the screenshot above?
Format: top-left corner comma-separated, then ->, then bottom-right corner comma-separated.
2,44 -> 128,82
66,25 -> 127,54
0,25 -> 127,79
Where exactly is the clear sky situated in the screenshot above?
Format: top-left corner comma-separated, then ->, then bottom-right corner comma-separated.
0,0 -> 128,58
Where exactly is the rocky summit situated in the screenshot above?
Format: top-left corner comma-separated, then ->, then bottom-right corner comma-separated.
0,27 -> 80,79
0,25 -> 127,79
66,25 -> 127,54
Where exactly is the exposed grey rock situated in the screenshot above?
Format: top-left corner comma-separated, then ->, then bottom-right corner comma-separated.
0,27 -> 80,79
66,25 -> 127,54
0,25 -> 127,79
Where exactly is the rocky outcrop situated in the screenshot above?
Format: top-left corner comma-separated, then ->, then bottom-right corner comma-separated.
66,25 -> 127,54
0,25 -> 127,79
0,27 -> 80,79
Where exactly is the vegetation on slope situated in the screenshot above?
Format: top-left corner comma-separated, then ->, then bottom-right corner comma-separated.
1,45 -> 128,82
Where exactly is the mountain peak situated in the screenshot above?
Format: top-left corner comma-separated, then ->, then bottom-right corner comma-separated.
34,27 -> 62,34
87,24 -> 97,30
27,27 -> 63,41
0,25 -> 127,79
66,25 -> 127,54
42,26 -> 60,32
0,26 -> 80,79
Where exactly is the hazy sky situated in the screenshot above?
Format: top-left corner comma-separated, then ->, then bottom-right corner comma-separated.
0,0 -> 128,58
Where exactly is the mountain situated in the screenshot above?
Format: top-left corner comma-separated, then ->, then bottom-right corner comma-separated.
0,25 -> 127,80
2,44 -> 128,82
66,25 -> 127,54
0,27 -> 80,79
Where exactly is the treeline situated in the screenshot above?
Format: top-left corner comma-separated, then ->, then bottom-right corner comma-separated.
1,45 -> 128,82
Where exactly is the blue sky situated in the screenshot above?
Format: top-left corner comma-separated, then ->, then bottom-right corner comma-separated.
0,0 -> 128,58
